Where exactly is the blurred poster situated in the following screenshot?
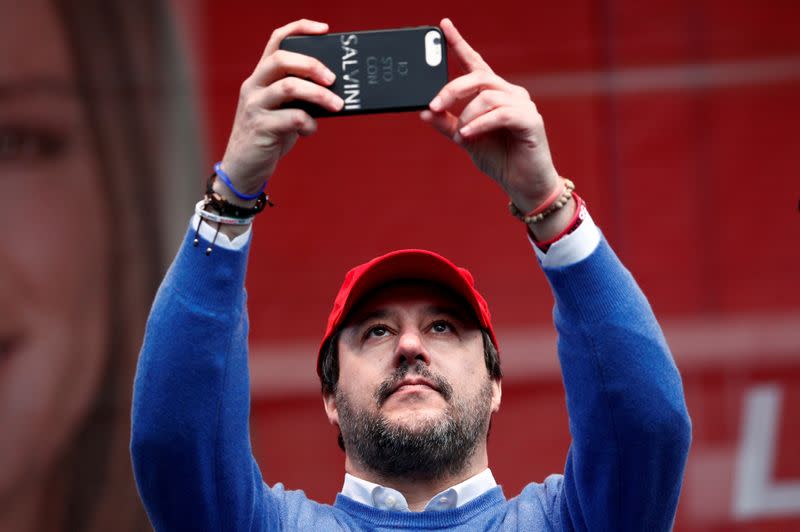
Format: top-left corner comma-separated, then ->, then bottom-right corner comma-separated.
0,1 -> 202,530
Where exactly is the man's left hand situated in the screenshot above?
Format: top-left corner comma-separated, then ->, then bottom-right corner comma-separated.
421,18 -> 561,216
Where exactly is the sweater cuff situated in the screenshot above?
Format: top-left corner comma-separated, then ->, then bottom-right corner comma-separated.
166,218 -> 251,313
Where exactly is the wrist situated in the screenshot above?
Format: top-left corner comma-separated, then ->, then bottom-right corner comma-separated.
193,164 -> 274,254
527,196 -> 577,242
213,161 -> 266,204
211,178 -> 258,208
528,193 -> 585,248
507,169 -> 561,213
507,176 -> 577,241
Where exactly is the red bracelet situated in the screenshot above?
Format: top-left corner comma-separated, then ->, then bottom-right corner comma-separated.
509,178 -> 575,224
531,193 -> 585,252
530,180 -> 565,216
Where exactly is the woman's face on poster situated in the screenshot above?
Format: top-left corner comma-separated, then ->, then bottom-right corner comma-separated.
0,0 -> 110,497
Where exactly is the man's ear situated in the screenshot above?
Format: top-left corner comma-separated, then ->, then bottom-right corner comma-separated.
322,391 -> 340,427
490,378 -> 502,414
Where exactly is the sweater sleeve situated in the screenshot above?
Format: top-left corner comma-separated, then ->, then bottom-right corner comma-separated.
131,224 -> 276,531
543,236 -> 692,532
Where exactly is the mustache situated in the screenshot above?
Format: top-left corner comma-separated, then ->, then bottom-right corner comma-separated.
375,362 -> 453,406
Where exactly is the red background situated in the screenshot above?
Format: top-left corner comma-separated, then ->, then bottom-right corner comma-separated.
194,1 -> 800,530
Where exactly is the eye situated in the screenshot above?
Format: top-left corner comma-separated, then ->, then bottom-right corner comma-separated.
0,125 -> 69,162
364,324 -> 391,339
431,320 -> 453,334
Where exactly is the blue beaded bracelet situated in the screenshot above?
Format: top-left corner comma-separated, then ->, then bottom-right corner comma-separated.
213,162 -> 266,201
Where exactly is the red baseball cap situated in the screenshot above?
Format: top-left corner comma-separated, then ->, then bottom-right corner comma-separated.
317,249 -> 498,377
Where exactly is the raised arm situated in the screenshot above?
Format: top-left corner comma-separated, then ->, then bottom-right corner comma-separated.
130,19 -> 343,530
541,229 -> 692,530
425,18 -> 691,530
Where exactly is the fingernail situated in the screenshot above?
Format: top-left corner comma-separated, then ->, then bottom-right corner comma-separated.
460,125 -> 471,136
430,96 -> 442,111
325,71 -> 336,84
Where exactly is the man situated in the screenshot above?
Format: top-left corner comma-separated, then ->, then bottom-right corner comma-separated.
131,18 -> 691,531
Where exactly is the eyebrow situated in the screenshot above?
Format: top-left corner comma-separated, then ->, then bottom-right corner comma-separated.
0,78 -> 78,101
348,304 -> 474,328
425,304 -> 476,324
348,308 -> 394,328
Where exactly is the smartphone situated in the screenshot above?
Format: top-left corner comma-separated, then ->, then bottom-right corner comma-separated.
279,26 -> 448,117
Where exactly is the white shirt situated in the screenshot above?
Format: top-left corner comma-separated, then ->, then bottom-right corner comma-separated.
340,469 -> 497,511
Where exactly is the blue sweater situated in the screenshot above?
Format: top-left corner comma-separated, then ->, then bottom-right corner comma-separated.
131,226 -> 691,531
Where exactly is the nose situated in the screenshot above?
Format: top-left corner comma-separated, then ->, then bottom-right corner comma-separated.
394,328 -> 431,367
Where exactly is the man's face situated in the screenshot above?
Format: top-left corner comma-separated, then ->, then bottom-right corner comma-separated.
324,281 -> 501,479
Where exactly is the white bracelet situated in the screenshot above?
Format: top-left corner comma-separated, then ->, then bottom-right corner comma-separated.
194,200 -> 254,226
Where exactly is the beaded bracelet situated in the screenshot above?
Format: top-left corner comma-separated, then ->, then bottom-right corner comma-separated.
508,178 -> 575,224
193,173 -> 274,256
206,173 -> 273,218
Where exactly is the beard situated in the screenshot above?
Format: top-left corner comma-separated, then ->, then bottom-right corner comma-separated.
335,362 -> 495,481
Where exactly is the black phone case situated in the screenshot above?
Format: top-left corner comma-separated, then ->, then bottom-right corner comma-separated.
279,26 -> 448,117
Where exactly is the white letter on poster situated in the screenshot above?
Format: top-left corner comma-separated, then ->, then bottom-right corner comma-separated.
732,384 -> 800,519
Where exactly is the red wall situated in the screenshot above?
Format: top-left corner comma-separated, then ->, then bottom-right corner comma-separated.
201,1 -> 800,529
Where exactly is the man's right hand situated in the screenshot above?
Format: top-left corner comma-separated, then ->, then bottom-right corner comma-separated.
217,19 -> 344,201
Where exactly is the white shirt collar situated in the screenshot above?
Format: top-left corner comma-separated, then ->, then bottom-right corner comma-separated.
341,469 -> 497,512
